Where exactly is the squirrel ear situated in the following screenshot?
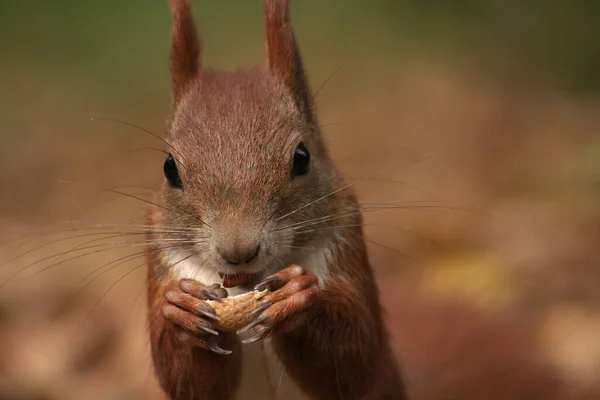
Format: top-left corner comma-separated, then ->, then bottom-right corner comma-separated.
264,0 -> 312,116
168,0 -> 202,104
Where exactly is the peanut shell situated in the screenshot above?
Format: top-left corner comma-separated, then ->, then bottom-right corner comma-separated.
206,290 -> 268,332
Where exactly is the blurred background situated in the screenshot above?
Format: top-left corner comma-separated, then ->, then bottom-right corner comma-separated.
1,1 -> 599,399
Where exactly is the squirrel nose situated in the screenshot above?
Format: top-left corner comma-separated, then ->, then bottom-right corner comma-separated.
217,244 -> 260,266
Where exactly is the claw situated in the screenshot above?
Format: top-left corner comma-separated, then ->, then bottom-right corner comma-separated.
248,301 -> 271,319
237,315 -> 266,335
196,306 -> 220,321
201,289 -> 223,302
196,322 -> 219,336
241,325 -> 271,344
207,341 -> 232,355
254,276 -> 278,291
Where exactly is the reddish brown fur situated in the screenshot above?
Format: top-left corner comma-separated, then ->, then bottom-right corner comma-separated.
168,0 -> 201,104
151,4 -> 402,388
272,226 -> 405,399
145,205 -> 240,399
264,0 -> 314,118
146,1 -> 577,400
147,247 -> 243,400
148,189 -> 405,399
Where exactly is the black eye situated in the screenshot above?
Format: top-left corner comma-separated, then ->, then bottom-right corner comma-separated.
164,154 -> 183,189
291,142 -> 310,180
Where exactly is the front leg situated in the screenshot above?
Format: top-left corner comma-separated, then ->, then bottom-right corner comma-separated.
240,265 -> 406,400
148,279 -> 243,400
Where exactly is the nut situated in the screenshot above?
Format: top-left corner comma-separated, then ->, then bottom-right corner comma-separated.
206,290 -> 268,332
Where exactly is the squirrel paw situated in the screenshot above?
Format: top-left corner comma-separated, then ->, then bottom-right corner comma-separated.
162,279 -> 232,355
238,265 -> 318,343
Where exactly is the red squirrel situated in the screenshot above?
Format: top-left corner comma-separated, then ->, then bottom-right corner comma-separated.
146,1 -> 576,399
147,0 -> 404,399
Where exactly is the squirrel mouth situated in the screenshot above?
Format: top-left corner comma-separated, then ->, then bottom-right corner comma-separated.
218,272 -> 254,288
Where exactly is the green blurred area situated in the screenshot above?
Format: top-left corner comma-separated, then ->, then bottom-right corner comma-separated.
2,0 -> 599,171
1,1 -> 600,399
1,0 -> 599,94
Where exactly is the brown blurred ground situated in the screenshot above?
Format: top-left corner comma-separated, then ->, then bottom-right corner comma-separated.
1,1 -> 599,399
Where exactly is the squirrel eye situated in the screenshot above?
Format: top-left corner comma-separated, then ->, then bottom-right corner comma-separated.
164,154 -> 183,189
291,142 -> 310,180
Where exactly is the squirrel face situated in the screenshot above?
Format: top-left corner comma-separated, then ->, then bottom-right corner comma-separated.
161,68 -> 337,281
157,0 -> 343,285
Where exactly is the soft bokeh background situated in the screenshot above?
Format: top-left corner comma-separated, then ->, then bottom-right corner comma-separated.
1,1 -> 599,399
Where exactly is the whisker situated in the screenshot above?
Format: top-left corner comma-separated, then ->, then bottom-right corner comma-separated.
90,117 -> 187,168
276,149 -> 483,224
274,170 -> 385,222
68,186 -> 161,217
309,63 -> 345,107
271,242 -> 316,251
363,238 -> 416,261
0,218 -> 156,241
39,241 -> 189,279
191,250 -> 212,282
288,225 -> 417,260
278,200 -> 487,234
106,246 -> 209,338
276,208 -> 362,232
274,257 -> 287,269
38,232 -> 170,271
50,245 -> 180,326
82,263 -> 146,324
292,223 -> 440,248
56,179 -> 211,228
0,231 -> 140,271
81,244 -> 206,326
127,147 -> 170,158
1,238 -> 200,288
29,239 -> 200,282
0,228 -> 198,271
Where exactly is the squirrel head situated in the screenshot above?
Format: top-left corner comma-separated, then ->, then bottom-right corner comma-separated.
160,0 -> 344,281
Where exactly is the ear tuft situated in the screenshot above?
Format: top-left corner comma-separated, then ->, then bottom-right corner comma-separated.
168,0 -> 202,104
264,0 -> 312,115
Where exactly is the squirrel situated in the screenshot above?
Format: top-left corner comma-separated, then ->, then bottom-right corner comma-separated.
147,0 -> 404,399
146,1 -> 578,399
